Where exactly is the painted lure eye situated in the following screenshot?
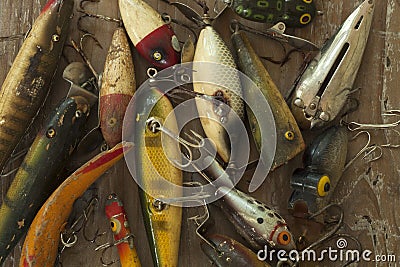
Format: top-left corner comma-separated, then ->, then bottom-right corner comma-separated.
153,51 -> 163,61
110,218 -> 121,234
303,0 -> 312,3
300,13 -> 312,24
277,231 -> 291,246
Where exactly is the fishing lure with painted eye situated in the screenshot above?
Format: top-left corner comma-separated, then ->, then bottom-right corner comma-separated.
201,233 -> 272,267
100,27 -> 136,148
231,29 -> 305,171
0,0 -> 74,173
119,0 -> 181,68
104,193 -> 141,267
201,156 -> 296,251
20,142 -> 133,267
0,93 -> 91,264
289,0 -> 374,129
289,126 -> 348,214
225,0 -> 317,28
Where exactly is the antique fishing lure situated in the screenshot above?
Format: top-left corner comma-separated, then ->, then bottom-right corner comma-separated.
134,89 -> 182,267
289,0 -> 374,129
222,0 -> 317,28
102,193 -> 141,267
20,142 -> 133,267
0,92 -> 92,263
0,0 -> 73,172
119,0 -> 181,68
289,126 -> 348,214
100,27 -> 136,148
200,156 -> 296,251
201,233 -> 271,267
231,29 -> 305,171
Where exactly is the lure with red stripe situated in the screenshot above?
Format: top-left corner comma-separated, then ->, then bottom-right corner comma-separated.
216,186 -> 296,251
105,193 -> 141,267
119,0 -> 181,68
100,27 -> 136,148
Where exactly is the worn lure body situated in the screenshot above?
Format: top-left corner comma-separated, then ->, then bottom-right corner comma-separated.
217,186 -> 296,251
0,0 -> 73,172
0,95 -> 90,264
193,26 -> 244,163
290,0 -> 374,129
100,28 -> 136,148
119,0 -> 181,68
226,0 -> 316,28
289,126 -> 348,213
232,30 -> 305,170
105,193 -> 141,267
134,89 -> 182,267
201,234 -> 271,267
20,142 -> 133,267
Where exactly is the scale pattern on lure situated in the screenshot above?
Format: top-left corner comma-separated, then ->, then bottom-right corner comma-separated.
229,0 -> 317,28
0,0 -> 73,172
193,26 -> 244,163
105,194 -> 141,267
134,89 -> 182,267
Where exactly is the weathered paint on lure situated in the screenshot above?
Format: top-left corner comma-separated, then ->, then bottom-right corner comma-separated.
134,89 -> 182,267
105,193 -> 141,267
0,95 -> 90,264
227,0 -> 317,28
119,0 -> 181,68
231,30 -> 305,171
100,27 -> 136,148
20,142 -> 133,267
289,126 -> 348,213
0,0 -> 73,172
201,233 -> 271,267
193,26 -> 244,163
290,0 -> 375,129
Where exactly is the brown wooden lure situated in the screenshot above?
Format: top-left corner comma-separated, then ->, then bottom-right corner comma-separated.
0,0 -> 74,172
231,30 -> 305,171
201,233 -> 271,267
100,27 -> 136,148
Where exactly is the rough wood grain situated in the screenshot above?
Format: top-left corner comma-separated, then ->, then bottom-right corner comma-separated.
0,0 -> 399,266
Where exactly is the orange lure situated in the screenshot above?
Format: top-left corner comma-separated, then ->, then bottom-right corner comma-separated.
20,142 -> 133,267
104,193 -> 141,267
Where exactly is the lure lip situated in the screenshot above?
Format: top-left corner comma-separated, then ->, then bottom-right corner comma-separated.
291,0 -> 375,129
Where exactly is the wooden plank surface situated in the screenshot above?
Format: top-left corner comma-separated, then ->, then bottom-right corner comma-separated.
0,0 -> 399,266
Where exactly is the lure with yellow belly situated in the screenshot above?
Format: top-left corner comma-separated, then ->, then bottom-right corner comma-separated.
134,89 -> 182,267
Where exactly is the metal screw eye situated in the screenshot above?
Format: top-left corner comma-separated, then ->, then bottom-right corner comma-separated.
285,131 -> 295,141
46,128 -> 56,138
152,199 -> 166,211
52,34 -> 60,42
75,110 -> 82,118
153,52 -> 162,61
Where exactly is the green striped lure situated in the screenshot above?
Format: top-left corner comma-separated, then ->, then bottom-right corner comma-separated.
227,0 -> 317,28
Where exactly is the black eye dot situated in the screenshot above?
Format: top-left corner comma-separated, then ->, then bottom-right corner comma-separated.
110,221 -> 115,228
324,183 -> 331,192
282,234 -> 289,241
257,218 -> 264,224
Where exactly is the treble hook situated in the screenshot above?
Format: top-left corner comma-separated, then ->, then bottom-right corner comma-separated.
95,234 -> 135,266
341,110 -> 400,131
146,117 -> 205,168
344,131 -> 375,171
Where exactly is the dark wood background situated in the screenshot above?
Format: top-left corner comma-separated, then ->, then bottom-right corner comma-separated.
1,0 -> 399,266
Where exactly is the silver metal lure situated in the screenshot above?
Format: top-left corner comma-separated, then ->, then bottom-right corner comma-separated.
290,0 -> 375,129
216,186 -> 296,251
